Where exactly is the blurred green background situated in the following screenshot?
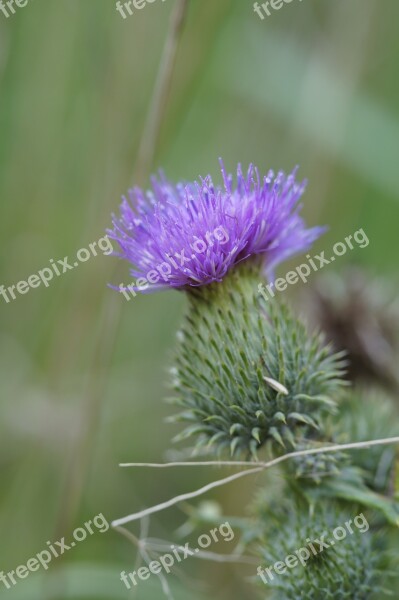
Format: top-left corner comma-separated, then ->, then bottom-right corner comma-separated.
0,0 -> 398,598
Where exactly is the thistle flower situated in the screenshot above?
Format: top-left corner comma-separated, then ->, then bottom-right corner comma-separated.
108,161 -> 324,292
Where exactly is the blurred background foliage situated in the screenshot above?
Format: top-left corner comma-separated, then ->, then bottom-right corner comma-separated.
0,0 -> 398,598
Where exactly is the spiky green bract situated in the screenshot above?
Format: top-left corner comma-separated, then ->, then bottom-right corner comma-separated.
281,392 -> 399,500
168,259 -> 346,458
336,393 -> 399,495
289,440 -> 348,484
281,394 -> 399,525
256,502 -> 383,600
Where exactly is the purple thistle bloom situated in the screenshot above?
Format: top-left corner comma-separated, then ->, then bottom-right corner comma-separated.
108,160 -> 325,293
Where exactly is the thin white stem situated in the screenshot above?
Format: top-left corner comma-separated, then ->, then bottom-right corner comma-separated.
112,436 -> 399,527
115,526 -> 175,600
119,436 -> 399,469
141,539 -> 259,564
112,464 -> 265,526
119,461 -> 257,468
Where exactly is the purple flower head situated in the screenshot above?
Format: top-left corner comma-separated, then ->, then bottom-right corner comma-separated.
108,160 -> 325,293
